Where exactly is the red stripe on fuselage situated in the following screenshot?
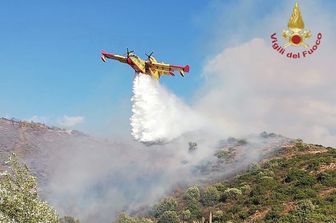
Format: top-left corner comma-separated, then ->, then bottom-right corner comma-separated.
127,57 -> 144,73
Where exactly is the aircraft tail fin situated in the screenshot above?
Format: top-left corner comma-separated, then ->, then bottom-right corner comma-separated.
183,65 -> 190,72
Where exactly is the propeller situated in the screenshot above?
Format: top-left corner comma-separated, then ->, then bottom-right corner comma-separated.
145,52 -> 154,59
126,48 -> 134,57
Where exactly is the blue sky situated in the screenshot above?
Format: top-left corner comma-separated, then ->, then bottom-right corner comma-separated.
0,1 -> 208,133
1,0 -> 335,135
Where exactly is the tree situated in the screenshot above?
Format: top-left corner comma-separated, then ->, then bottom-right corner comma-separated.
0,154 -> 59,223
223,188 -> 242,200
184,186 -> 201,219
213,210 -> 224,222
186,202 -> 201,220
115,213 -> 153,223
203,186 -> 220,206
153,197 -> 177,218
158,211 -> 179,223
185,186 -> 200,202
181,210 -> 191,222
115,213 -> 136,223
138,218 -> 154,223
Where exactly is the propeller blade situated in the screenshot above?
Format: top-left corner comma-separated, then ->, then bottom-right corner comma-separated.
124,48 -> 129,57
146,52 -> 154,59
126,48 -> 134,57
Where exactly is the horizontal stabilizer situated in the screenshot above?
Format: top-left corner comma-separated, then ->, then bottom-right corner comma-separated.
101,55 -> 106,62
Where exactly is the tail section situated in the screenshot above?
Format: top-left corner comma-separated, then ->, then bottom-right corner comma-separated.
179,65 -> 189,77
101,50 -> 107,62
101,55 -> 107,62
183,65 -> 190,73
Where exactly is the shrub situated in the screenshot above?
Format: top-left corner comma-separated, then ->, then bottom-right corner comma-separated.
258,176 -> 278,190
115,213 -> 136,223
186,201 -> 201,219
306,160 -> 320,171
249,163 -> 262,175
213,183 -> 227,193
223,188 -> 242,200
185,186 -> 200,202
203,186 -> 220,206
295,139 -> 307,151
0,154 -> 59,223
138,218 -> 154,223
292,188 -> 317,200
317,172 -> 336,186
297,199 -> 315,212
188,142 -> 197,152
240,184 -> 251,195
185,186 -> 201,219
115,213 -> 153,223
181,210 -> 191,222
158,211 -> 179,223
215,149 -> 236,161
153,197 -> 177,218
213,210 -> 224,222
284,169 -> 317,187
265,206 -> 282,221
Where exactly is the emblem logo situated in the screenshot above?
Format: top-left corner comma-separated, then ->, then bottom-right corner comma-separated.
270,2 -> 322,59
282,2 -> 311,48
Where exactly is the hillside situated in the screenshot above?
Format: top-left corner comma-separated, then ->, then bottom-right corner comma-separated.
125,141 -> 336,223
2,117 -> 334,222
0,117 -> 88,180
0,117 -> 294,223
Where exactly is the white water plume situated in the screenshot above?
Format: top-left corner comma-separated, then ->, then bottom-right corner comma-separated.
130,74 -> 203,143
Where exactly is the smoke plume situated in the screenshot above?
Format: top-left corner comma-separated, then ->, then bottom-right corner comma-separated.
39,130 -> 288,223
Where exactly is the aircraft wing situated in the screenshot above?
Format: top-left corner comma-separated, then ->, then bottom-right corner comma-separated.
148,62 -> 190,77
101,50 -> 127,63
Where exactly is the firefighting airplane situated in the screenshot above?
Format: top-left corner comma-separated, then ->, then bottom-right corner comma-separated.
101,49 -> 190,80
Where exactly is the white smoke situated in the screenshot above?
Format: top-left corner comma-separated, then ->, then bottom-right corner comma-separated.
130,74 -> 203,143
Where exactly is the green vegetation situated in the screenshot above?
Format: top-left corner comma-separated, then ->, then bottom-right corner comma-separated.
2,141 -> 334,223
0,154 -> 81,223
136,142 -> 336,222
0,154 -> 59,223
59,216 -> 80,223
115,213 -> 153,223
202,186 -> 220,206
153,197 -> 178,218
184,186 -> 202,220
158,211 -> 179,223
215,148 -> 236,162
